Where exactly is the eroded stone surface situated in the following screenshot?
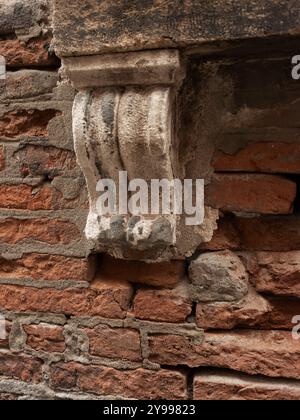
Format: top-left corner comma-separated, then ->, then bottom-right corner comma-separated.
189,251 -> 249,302
0,0 -> 51,37
53,0 -> 300,56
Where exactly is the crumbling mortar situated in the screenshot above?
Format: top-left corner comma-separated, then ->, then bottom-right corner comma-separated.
0,278 -> 90,290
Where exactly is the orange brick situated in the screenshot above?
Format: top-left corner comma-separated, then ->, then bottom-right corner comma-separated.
50,363 -> 187,400
0,184 -> 53,210
0,218 -> 80,245
213,142 -> 300,174
0,110 -> 59,139
0,37 -> 59,67
84,325 -> 141,362
149,331 -> 300,379
0,278 -> 133,318
0,254 -> 95,282
24,324 -> 66,353
133,288 -> 192,323
99,255 -> 185,288
206,174 -> 296,214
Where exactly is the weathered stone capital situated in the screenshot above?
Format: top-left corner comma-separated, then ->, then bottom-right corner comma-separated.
63,49 -> 218,260
62,51 -> 181,260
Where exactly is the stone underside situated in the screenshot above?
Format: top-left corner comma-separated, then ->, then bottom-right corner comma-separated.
53,0 -> 300,56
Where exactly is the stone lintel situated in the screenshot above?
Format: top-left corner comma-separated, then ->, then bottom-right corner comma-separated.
53,0 -> 300,57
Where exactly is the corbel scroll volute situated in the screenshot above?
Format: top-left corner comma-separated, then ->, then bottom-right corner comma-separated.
63,50 -> 187,260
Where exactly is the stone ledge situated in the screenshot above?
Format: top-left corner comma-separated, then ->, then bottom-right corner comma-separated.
62,50 -> 183,89
53,0 -> 300,57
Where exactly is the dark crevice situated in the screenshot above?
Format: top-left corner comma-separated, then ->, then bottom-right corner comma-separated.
289,175 -> 300,214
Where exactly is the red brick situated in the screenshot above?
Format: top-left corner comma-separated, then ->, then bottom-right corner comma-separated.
0,218 -> 80,245
0,184 -> 53,210
50,363 -> 187,400
24,324 -> 65,353
0,254 -> 95,282
0,278 -> 133,318
263,298 -> 300,330
200,215 -> 241,251
133,288 -> 192,323
196,288 -> 270,330
0,183 -> 83,211
194,371 -> 300,400
16,145 -> 77,178
213,142 -> 300,174
0,146 -> 4,171
244,252 -> 300,298
149,331 -> 300,379
0,110 -> 59,139
85,325 -> 141,362
0,37 -> 59,67
202,215 -> 300,252
0,352 -> 42,383
206,174 -> 296,214
99,255 -> 185,288
196,292 -> 300,330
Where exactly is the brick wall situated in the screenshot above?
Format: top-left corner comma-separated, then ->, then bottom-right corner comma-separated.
0,1 -> 300,400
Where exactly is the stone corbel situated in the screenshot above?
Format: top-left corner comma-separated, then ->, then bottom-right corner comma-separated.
63,50 -> 218,260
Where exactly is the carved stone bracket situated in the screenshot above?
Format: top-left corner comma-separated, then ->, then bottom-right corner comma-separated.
63,50 -> 218,260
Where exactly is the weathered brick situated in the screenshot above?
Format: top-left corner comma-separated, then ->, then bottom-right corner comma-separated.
84,325 -> 141,362
243,252 -> 300,298
0,184 -> 53,210
196,288 -> 270,330
15,145 -> 77,178
0,253 -> 95,282
200,215 -> 241,251
0,352 -> 42,383
0,70 -> 58,102
0,37 -> 59,67
24,324 -> 66,353
50,363 -> 187,400
0,218 -> 80,245
194,371 -> 300,400
206,174 -> 296,214
202,215 -> 300,252
0,146 -> 4,171
213,142 -> 300,174
0,182 -> 83,211
149,331 -> 300,379
263,298 -> 300,330
99,255 -> 185,288
197,292 -> 300,331
0,109 -> 59,139
0,278 -> 133,318
133,287 -> 192,323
